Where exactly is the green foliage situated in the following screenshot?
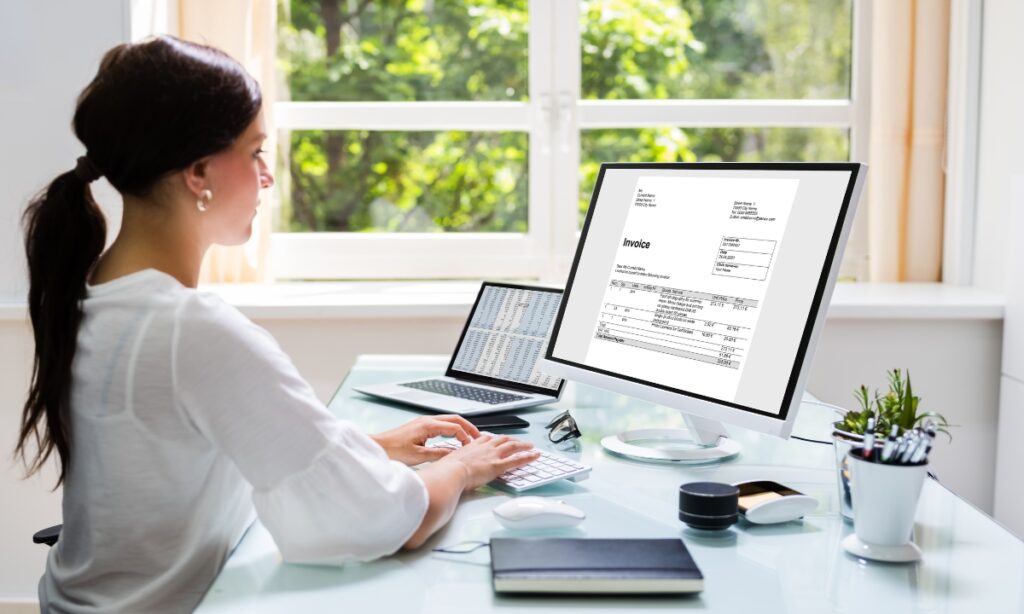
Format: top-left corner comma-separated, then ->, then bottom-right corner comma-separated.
580,0 -> 698,101
283,129 -> 528,232
837,369 -> 951,439
276,0 -> 853,234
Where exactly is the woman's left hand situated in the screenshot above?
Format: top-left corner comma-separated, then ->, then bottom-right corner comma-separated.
371,415 -> 481,466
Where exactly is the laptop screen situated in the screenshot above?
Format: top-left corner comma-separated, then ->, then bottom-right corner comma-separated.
447,283 -> 565,395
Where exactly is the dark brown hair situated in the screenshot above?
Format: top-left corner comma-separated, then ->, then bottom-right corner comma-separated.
17,36 -> 262,486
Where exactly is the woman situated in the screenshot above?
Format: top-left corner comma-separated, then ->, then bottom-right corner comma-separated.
17,35 -> 539,613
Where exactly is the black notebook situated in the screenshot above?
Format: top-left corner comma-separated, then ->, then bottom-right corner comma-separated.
490,538 -> 704,594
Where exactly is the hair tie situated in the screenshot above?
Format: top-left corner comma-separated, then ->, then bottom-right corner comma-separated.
74,156 -> 101,183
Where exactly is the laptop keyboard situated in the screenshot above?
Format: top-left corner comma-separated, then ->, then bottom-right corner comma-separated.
400,379 -> 528,405
430,439 -> 591,492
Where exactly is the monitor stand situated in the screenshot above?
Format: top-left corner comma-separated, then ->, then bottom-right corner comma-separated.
600,413 -> 741,464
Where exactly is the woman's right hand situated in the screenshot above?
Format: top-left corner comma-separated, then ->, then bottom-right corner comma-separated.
404,433 -> 541,549
441,434 -> 540,490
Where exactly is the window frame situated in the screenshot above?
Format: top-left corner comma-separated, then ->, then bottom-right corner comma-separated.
270,0 -> 872,282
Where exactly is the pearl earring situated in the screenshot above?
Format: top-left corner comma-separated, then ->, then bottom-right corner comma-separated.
197,189 -> 213,212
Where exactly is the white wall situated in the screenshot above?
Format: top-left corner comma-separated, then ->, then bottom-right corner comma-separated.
0,320 -> 59,606
809,318 -> 1002,512
975,0 -> 1024,535
973,0 -> 1024,292
0,1 -> 128,298
0,1 -> 127,607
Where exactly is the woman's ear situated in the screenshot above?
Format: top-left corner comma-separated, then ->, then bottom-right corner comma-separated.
182,158 -> 210,198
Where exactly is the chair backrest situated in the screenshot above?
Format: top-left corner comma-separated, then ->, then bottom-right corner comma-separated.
33,524 -> 61,547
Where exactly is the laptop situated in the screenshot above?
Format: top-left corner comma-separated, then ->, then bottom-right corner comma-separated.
355,282 -> 566,416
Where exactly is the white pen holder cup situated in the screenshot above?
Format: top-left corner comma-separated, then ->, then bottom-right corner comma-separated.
848,452 -> 927,547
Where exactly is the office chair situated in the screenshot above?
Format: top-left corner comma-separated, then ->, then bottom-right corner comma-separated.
33,524 -> 61,547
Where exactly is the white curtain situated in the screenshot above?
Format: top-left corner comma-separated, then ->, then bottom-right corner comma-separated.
178,0 -> 276,283
867,0 -> 950,281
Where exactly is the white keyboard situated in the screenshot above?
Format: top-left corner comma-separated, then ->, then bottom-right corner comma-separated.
429,439 -> 591,492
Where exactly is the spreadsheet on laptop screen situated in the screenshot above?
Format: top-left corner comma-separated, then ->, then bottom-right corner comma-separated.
450,286 -> 563,391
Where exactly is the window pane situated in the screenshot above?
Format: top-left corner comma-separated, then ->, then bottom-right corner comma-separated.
276,130 -> 529,232
581,0 -> 852,100
278,0 -> 528,102
579,127 -> 849,222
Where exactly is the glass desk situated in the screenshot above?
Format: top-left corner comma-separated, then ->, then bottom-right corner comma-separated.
198,355 -> 1024,613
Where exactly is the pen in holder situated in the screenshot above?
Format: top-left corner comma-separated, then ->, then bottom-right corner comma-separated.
841,450 -> 927,563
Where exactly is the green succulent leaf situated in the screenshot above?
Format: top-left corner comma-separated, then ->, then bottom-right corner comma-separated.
838,368 -> 952,440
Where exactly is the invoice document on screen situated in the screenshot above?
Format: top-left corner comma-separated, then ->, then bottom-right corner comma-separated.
585,176 -> 799,401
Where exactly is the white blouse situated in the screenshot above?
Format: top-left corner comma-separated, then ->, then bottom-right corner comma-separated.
39,269 -> 428,613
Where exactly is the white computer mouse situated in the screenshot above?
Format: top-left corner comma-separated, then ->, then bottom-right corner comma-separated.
492,496 -> 586,530
733,480 -> 818,524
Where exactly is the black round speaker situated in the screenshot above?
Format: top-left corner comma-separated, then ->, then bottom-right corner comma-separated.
678,481 -> 739,530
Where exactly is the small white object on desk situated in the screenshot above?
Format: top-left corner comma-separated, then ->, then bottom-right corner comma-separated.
733,480 -> 817,524
492,496 -> 586,530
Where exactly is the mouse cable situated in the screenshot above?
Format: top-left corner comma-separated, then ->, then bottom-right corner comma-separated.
790,435 -> 832,445
431,540 -> 490,554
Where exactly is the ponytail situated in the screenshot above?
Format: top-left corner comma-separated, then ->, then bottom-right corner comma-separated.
17,166 -> 106,485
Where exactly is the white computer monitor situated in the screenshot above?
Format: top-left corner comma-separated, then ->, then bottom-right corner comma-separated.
540,162 -> 867,463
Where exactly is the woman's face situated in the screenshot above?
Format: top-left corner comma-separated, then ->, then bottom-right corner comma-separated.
202,110 -> 274,246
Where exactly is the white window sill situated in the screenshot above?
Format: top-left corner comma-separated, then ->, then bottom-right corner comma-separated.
825,283 -> 1003,319
0,282 -> 1004,322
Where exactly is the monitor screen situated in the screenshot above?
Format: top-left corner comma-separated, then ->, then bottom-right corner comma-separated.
448,283 -> 565,394
545,163 -> 863,428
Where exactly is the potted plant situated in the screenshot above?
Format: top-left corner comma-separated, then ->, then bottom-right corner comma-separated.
831,368 -> 950,521
833,368 -> 951,442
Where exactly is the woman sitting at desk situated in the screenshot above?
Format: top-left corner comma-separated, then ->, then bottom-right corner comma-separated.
16,36 -> 540,613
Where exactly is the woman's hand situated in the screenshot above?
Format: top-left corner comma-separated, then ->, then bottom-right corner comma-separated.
371,415 -> 480,466
437,433 -> 540,490
404,433 -> 540,548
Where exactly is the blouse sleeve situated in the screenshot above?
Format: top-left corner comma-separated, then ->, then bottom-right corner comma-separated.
172,293 -> 428,564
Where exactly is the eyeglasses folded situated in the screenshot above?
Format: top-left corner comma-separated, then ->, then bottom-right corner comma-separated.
545,410 -> 581,444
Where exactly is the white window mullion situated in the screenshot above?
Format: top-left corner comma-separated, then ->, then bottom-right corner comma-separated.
528,0 -> 557,284
841,0 -> 873,281
546,0 -> 582,284
849,0 -> 873,162
274,101 -> 531,131
578,100 -> 855,130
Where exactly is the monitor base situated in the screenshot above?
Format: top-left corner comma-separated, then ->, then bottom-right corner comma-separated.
600,415 -> 741,464
601,429 -> 741,463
